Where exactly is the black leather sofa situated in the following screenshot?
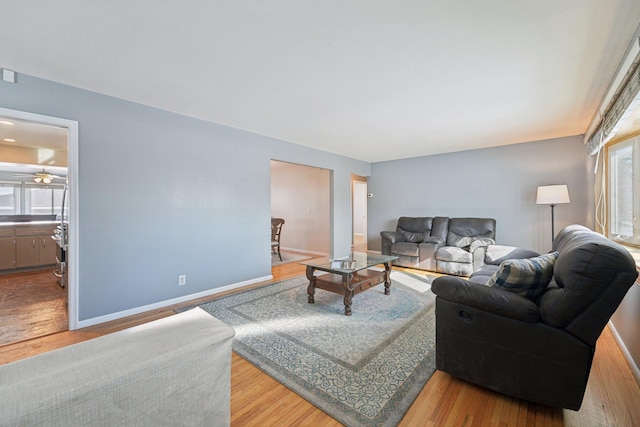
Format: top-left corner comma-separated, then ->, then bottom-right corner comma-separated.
380,216 -> 496,276
431,225 -> 638,410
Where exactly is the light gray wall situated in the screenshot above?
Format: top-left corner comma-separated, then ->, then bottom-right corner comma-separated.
0,74 -> 369,322
612,283 -> 640,376
368,136 -> 592,254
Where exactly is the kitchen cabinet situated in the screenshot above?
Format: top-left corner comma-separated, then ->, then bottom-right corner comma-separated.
0,237 -> 16,270
16,236 -> 40,268
0,224 -> 57,271
40,236 -> 56,265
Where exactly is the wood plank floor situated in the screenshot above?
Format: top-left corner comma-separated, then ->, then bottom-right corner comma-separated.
0,268 -> 67,347
0,256 -> 639,426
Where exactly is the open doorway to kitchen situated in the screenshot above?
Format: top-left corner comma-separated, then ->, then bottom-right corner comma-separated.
270,160 -> 331,266
0,107 -> 78,346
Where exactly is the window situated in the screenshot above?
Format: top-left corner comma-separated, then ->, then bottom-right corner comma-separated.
25,186 -> 64,216
608,134 -> 640,246
0,184 -> 19,215
0,183 -> 64,217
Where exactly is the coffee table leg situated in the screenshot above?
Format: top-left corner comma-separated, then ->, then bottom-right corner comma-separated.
384,262 -> 392,295
306,265 -> 316,304
342,273 -> 354,316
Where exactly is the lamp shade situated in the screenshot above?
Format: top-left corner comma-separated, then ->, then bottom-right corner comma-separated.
536,185 -> 570,205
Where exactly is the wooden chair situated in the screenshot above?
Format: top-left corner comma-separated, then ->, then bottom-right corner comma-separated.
271,218 -> 285,261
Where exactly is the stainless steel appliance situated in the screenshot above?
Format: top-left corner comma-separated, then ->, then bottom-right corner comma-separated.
52,184 -> 68,288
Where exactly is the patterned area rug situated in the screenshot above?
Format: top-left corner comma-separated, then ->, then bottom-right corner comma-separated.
196,272 -> 436,427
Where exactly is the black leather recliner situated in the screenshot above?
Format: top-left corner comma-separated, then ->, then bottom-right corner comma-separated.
431,225 -> 638,410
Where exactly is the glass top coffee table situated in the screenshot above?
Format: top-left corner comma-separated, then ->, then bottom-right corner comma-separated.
300,252 -> 398,315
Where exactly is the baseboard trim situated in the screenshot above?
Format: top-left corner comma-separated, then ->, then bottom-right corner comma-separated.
280,247 -> 328,256
608,320 -> 640,384
76,274 -> 273,329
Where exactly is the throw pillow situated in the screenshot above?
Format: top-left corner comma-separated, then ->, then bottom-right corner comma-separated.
486,252 -> 559,300
400,230 -> 424,243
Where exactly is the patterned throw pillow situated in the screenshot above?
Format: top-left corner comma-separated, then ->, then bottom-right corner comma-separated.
486,252 -> 559,300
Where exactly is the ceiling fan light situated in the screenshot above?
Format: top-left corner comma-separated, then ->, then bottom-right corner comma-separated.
34,176 -> 42,183
43,177 -> 52,184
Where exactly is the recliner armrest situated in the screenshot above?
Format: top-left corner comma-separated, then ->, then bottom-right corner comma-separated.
380,231 -> 404,244
469,238 -> 495,270
469,237 -> 495,251
422,236 -> 445,245
432,276 -> 540,323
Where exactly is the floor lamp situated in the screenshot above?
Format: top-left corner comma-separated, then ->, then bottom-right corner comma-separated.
536,184 -> 570,246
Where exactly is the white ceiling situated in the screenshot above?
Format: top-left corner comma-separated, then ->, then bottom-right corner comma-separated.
0,117 -> 68,151
1,1 -> 640,162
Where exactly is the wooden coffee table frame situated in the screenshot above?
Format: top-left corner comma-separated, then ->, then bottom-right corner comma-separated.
305,260 -> 393,316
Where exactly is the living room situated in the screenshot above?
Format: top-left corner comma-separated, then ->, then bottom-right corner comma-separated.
1,2 -> 640,425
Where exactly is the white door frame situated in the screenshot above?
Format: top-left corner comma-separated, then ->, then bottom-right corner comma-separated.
0,107 -> 80,330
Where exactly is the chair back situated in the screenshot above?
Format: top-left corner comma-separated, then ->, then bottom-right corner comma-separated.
271,218 -> 285,243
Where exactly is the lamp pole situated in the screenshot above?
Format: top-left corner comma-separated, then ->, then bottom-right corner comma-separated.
550,203 -> 556,246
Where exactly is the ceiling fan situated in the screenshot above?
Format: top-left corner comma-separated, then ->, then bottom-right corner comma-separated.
13,169 -> 65,184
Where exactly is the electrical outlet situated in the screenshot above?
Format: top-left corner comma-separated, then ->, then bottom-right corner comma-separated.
178,275 -> 186,286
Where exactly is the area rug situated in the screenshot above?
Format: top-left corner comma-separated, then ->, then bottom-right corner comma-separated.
196,273 -> 436,427
271,251 -> 313,266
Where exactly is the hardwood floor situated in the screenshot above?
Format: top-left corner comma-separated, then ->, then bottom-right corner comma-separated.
0,268 -> 67,347
0,258 -> 639,426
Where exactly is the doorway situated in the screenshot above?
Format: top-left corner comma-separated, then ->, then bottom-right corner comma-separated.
270,160 -> 331,265
0,107 -> 79,341
352,175 -> 368,252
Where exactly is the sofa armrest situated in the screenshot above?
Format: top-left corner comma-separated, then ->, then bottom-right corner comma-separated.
380,231 -> 404,255
380,231 -> 404,244
432,276 -> 540,323
469,238 -> 495,270
485,245 -> 540,265
423,236 -> 445,245
470,237 -> 495,251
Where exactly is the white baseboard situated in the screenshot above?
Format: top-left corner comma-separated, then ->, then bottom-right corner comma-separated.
608,320 -> 640,384
280,247 -> 328,256
76,274 -> 273,329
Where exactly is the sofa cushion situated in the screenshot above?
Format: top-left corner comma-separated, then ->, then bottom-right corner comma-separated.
437,260 -> 474,277
397,216 -> 433,234
487,252 -> 559,300
391,242 -> 420,257
436,246 -> 472,263
400,230 -> 424,243
446,218 -> 496,247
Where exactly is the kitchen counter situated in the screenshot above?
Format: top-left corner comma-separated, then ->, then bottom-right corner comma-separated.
0,220 -> 59,227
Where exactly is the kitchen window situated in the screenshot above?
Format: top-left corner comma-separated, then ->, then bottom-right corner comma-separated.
25,186 -> 64,216
608,134 -> 640,246
0,183 -> 63,217
0,184 -> 19,215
